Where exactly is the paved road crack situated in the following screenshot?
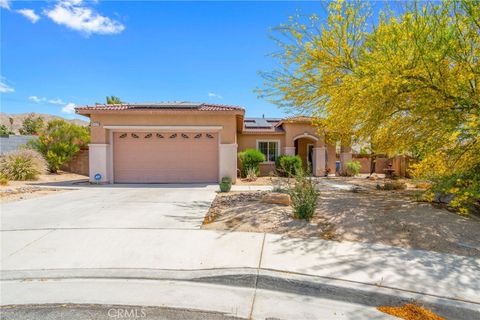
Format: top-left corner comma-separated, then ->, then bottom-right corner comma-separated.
4,230 -> 55,259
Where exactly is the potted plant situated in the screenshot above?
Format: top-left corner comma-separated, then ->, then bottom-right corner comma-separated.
325,167 -> 331,177
219,176 -> 232,192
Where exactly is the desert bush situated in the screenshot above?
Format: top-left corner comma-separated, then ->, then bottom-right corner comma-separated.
0,174 -> 8,185
423,164 -> 480,215
28,119 -> 90,173
0,125 -> 14,136
244,167 -> 258,181
376,181 -> 407,190
289,171 -> 319,221
415,181 -> 432,189
275,155 -> 302,177
271,187 -> 286,193
345,161 -> 361,176
19,113 -> 44,135
0,149 -> 47,180
238,149 -> 265,177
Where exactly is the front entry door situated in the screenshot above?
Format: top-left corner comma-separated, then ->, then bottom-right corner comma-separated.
307,144 -> 314,173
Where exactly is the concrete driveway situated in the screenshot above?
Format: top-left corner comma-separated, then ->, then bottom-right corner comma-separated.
0,184 -> 217,231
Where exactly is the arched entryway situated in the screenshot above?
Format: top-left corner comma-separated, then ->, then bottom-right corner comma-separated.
294,137 -> 317,173
292,133 -> 325,175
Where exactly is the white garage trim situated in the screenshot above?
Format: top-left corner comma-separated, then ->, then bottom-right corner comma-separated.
89,143 -> 110,183
104,125 -> 223,131
219,143 -> 238,183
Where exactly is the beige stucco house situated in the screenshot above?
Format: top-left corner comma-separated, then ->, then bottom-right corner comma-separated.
76,102 -> 353,183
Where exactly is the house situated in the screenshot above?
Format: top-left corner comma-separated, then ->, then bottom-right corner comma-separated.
76,102 -> 353,183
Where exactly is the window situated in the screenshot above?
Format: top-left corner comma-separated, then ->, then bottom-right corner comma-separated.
257,140 -> 279,162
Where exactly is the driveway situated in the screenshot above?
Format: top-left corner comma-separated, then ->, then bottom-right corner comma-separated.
1,184 -> 479,319
0,184 -> 217,231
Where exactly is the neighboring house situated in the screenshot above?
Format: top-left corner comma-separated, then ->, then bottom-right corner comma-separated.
76,102 -> 353,183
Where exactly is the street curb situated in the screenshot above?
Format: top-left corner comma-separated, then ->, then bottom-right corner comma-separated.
2,268 -> 478,320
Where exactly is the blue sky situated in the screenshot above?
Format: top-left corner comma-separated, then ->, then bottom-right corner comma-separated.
1,0 -> 332,119
1,1 -> 397,119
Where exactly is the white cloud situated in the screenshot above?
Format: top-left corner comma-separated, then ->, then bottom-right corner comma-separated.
17,9 -> 40,23
0,0 -> 10,10
30,95 -> 77,113
48,98 -> 65,105
44,0 -> 125,35
29,95 -> 46,103
0,78 -> 14,93
62,102 -> 76,114
30,96 -> 69,106
208,92 -> 223,99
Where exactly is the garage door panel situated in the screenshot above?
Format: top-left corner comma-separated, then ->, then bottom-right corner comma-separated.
113,132 -> 218,183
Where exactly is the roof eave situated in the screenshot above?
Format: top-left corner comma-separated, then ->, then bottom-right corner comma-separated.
74,108 -> 244,116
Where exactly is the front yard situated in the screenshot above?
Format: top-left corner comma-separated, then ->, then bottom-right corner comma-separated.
0,171 -> 87,203
203,177 -> 480,258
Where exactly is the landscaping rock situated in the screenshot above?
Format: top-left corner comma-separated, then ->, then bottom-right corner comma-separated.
261,192 -> 291,206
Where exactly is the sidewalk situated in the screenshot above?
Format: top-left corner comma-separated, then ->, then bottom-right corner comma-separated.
1,228 -> 479,319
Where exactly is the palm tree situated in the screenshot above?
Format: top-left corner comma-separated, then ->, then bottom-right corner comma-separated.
8,117 -> 14,132
106,96 -> 123,104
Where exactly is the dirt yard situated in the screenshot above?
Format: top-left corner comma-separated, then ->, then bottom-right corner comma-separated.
203,178 -> 480,257
0,171 -> 87,203
235,176 -> 280,186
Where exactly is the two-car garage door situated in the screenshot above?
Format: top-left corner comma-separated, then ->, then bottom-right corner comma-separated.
113,132 -> 219,183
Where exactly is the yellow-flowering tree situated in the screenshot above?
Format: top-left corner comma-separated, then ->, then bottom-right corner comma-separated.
259,0 -> 479,214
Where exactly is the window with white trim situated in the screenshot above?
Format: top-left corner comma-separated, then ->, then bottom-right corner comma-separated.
257,141 -> 279,162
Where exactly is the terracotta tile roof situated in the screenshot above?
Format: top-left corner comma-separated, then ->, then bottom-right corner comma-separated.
75,102 -> 244,112
275,115 -> 313,126
242,127 -> 285,134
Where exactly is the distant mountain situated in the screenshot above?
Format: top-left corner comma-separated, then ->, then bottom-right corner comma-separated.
0,113 -> 89,134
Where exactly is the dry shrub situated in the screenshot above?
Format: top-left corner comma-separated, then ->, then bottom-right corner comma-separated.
0,149 -> 48,181
376,181 -> 407,190
415,182 -> 432,189
244,167 -> 258,182
0,175 -> 8,186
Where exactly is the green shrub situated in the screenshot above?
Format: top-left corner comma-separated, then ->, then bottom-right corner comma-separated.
289,171 -> 319,221
19,113 -> 44,135
0,125 -> 14,136
219,176 -> 232,192
0,175 -> 8,185
238,149 -> 265,177
0,149 -> 47,180
272,186 -> 288,193
344,160 -> 361,176
275,155 -> 302,177
28,119 -> 90,173
426,164 -> 480,215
